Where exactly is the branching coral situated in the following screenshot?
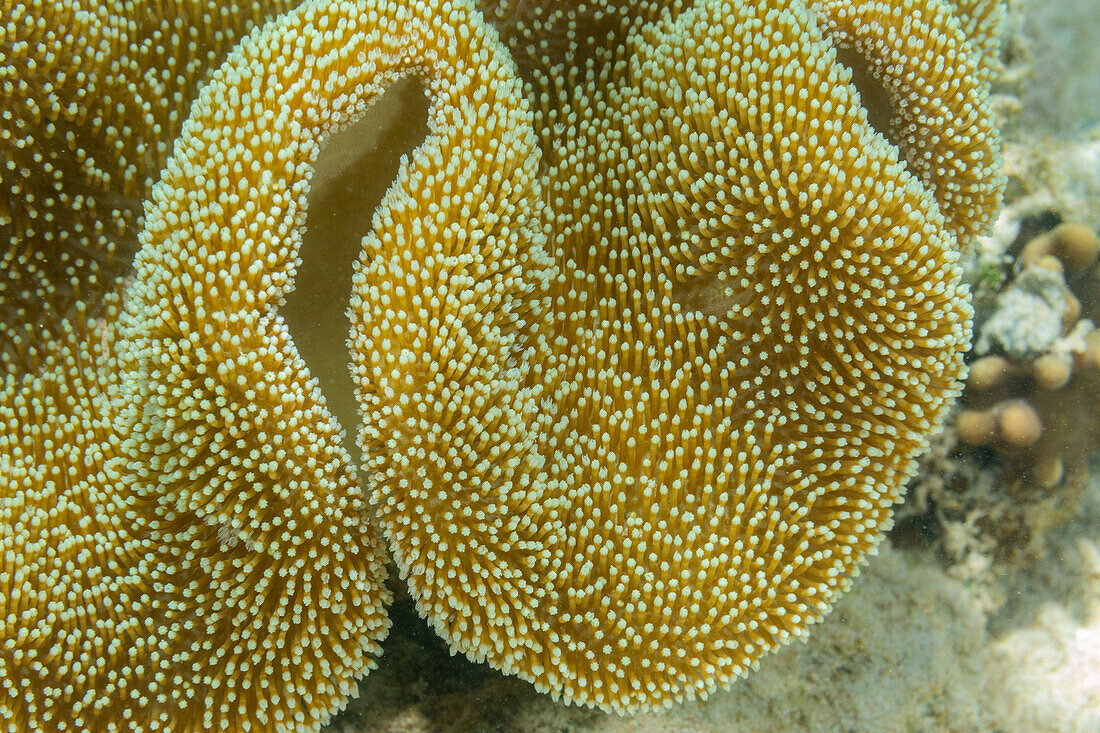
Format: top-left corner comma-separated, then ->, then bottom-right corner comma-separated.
0,0 -> 293,368
957,220 -> 1100,494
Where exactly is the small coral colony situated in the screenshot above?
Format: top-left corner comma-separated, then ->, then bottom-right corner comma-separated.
2,0 -> 1004,730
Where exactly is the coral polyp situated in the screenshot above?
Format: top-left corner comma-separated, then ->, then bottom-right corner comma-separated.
1,0 -> 1006,726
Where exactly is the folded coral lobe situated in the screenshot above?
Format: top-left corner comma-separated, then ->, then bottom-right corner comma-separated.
1,303 -> 149,730
811,0 -> 1005,250
0,0 -> 489,728
113,0 -> 552,727
357,0 -> 981,714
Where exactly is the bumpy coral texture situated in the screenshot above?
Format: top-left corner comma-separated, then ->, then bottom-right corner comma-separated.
3,284 -> 391,732
356,0 -> 979,714
477,0 -> 685,80
1,0 -> 1002,725
481,0 -> 1005,252
944,0 -> 1006,79
0,0 -> 294,367
812,0 -> 1004,250
0,0 -> 546,726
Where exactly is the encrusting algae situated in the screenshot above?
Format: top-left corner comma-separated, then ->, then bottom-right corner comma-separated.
1,0 -> 1006,727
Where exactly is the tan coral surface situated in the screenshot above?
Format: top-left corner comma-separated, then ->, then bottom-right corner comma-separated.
1,0 -> 552,725
0,0 -> 294,366
356,0 -> 977,713
0,291 -> 392,732
1,0 -> 1007,724
812,0 -> 1004,249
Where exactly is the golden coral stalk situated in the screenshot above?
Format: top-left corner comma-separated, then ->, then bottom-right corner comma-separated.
356,0 -> 977,713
